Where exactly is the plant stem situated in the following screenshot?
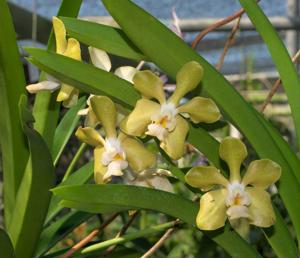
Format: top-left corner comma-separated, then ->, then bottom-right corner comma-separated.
62,143 -> 87,182
80,220 -> 181,255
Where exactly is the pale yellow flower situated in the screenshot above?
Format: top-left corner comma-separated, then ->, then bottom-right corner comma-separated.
121,61 -> 221,160
75,96 -> 156,184
26,17 -> 81,107
185,137 -> 281,231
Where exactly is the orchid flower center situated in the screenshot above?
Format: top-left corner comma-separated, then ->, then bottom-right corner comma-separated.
146,103 -> 178,141
225,181 -> 251,220
101,137 -> 128,181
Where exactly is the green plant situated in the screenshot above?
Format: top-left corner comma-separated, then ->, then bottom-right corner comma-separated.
0,0 -> 300,257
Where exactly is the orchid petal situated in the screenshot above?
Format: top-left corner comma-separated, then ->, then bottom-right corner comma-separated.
160,115 -> 189,160
196,189 -> 227,230
120,98 -> 159,136
64,38 -> 81,61
169,61 -> 204,105
26,81 -> 60,93
56,84 -> 74,102
120,135 -> 156,172
185,166 -> 228,191
90,96 -> 117,138
88,47 -> 111,72
94,147 -> 107,184
85,109 -> 99,128
246,187 -> 276,227
219,137 -> 247,182
133,70 -> 166,104
114,66 -> 137,83
242,159 -> 281,189
62,88 -> 79,108
178,97 -> 221,124
52,17 -> 67,54
75,126 -> 104,146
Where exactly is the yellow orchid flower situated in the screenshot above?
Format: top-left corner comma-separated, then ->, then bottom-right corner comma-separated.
75,96 -> 156,184
26,17 -> 81,107
121,61 -> 221,160
185,137 -> 281,231
77,47 -> 138,127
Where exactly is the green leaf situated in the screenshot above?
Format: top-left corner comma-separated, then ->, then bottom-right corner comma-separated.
25,49 -> 139,108
101,0 -> 300,243
239,0 -> 300,150
52,96 -> 86,165
8,95 -> 55,258
35,211 -> 91,257
61,17 -> 147,61
0,0 -> 28,226
0,228 -> 14,258
46,161 -> 93,224
32,0 -> 82,149
53,184 -> 261,258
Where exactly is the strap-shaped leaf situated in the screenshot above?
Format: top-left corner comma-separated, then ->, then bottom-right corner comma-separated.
8,96 -> 55,258
52,96 -> 86,165
53,184 -> 261,258
239,0 -> 300,150
0,0 -> 28,226
61,17 -> 147,61
101,0 -> 300,244
0,229 -> 14,258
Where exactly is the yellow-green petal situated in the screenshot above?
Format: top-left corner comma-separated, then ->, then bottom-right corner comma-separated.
196,189 -> 227,230
75,126 -> 104,146
85,108 -> 99,128
133,70 -> 166,104
160,115 -> 189,160
62,88 -> 79,108
63,38 -> 81,60
246,187 -> 276,227
94,147 -> 107,184
219,137 -> 247,182
169,61 -> 204,105
120,98 -> 159,137
120,135 -> 156,172
56,84 -> 74,102
90,96 -> 117,138
185,166 -> 228,191
178,96 -> 221,124
242,159 -> 281,189
52,16 -> 67,54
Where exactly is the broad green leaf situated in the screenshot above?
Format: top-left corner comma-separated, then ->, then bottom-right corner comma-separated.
25,49 -> 139,108
35,211 -> 91,257
53,184 -> 261,258
0,228 -> 14,258
0,0 -> 28,226
32,0 -> 82,149
52,96 -> 86,165
8,96 -> 54,258
61,17 -> 147,61
46,161 -> 93,224
239,0 -> 300,150
101,0 -> 300,243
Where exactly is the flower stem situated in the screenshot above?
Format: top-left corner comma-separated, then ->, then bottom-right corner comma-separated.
62,143 -> 87,182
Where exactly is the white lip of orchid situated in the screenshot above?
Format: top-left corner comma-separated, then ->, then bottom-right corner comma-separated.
225,181 -> 251,220
101,137 -> 128,180
146,103 -> 178,141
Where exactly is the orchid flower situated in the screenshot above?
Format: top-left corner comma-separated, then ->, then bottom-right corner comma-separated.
121,61 -> 221,160
26,17 -> 81,107
75,95 -> 156,184
77,47 -> 138,127
185,137 -> 281,231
